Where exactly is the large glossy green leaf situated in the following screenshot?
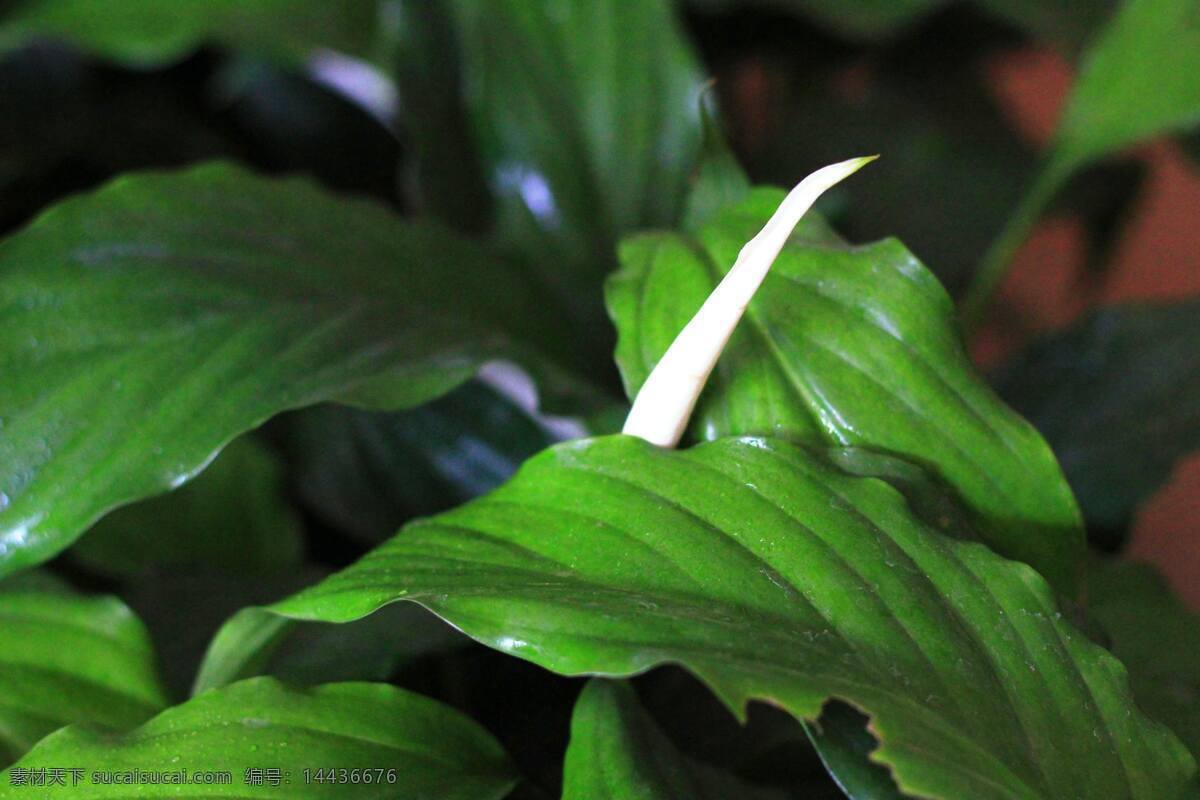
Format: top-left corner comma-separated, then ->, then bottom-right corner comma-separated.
205,435 -> 1193,799
994,301 -> 1200,538
71,436 -> 302,578
1089,559 -> 1200,760
563,680 -> 786,800
607,189 -> 1083,592
445,0 -> 705,337
1053,0 -> 1200,171
0,576 -> 166,765
0,161 -> 564,578
0,678 -> 518,799
0,0 -> 381,66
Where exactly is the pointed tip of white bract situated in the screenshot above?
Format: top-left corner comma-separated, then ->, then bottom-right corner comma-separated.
622,155 -> 876,448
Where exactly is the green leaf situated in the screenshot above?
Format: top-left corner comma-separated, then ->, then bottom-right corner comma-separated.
445,0 -> 705,336
210,435 -> 1194,799
0,162 -> 563,578
1053,0 -> 1200,171
0,0 -> 382,66
680,99 -> 751,233
194,601 -> 465,695
1089,559 -> 1200,760
0,678 -> 519,799
390,0 -> 492,232
806,702 -> 906,799
607,189 -> 1083,593
994,301 -> 1200,537
71,436 -> 302,578
288,380 -> 559,543
563,680 -> 786,800
0,576 -> 166,765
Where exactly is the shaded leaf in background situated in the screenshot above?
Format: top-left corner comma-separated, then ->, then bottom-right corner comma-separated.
444,0 -> 705,343
962,0 -> 1200,324
70,436 -> 302,579
0,162 -> 570,578
1052,0 -> 1200,172
0,0 -> 381,67
0,45 -> 237,235
205,436 -> 1193,799
562,680 -> 786,800
390,0 -> 492,232
806,702 -> 906,800
1089,559 -> 1200,761
213,56 -> 402,201
680,97 -> 752,232
194,599 -> 466,696
288,379 -> 558,544
993,301 -> 1200,543
0,576 -> 166,765
0,678 -> 519,799
608,189 -> 1083,593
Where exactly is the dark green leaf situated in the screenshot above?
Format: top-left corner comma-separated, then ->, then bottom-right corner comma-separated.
806,702 -> 906,799
563,680 -> 786,800
0,162 -> 565,578
0,576 -> 166,764
0,678 -> 519,799
680,99 -> 751,233
1053,0 -> 1200,171
0,0 -> 382,66
207,435 -> 1194,799
71,436 -> 302,578
993,301 -> 1200,537
288,380 -> 559,543
1089,559 -> 1200,760
446,0 -> 705,336
607,189 -> 1083,592
390,0 -> 492,232
193,601 -> 465,695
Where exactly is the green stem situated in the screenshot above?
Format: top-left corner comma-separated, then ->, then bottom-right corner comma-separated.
959,156 -> 1073,336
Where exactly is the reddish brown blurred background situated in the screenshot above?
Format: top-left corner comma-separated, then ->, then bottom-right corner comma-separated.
986,48 -> 1200,609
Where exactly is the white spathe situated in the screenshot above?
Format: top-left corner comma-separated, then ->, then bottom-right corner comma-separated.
622,156 -> 877,448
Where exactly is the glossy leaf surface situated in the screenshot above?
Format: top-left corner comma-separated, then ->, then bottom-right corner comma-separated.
994,301 -> 1200,535
0,162 -> 556,577
71,436 -> 302,578
0,678 -> 518,798
0,577 -> 166,765
607,189 -> 1083,592
563,680 -> 785,800
214,435 -> 1193,799
0,0 -> 381,66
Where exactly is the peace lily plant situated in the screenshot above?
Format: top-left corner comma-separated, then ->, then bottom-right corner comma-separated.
0,0 -> 1198,799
